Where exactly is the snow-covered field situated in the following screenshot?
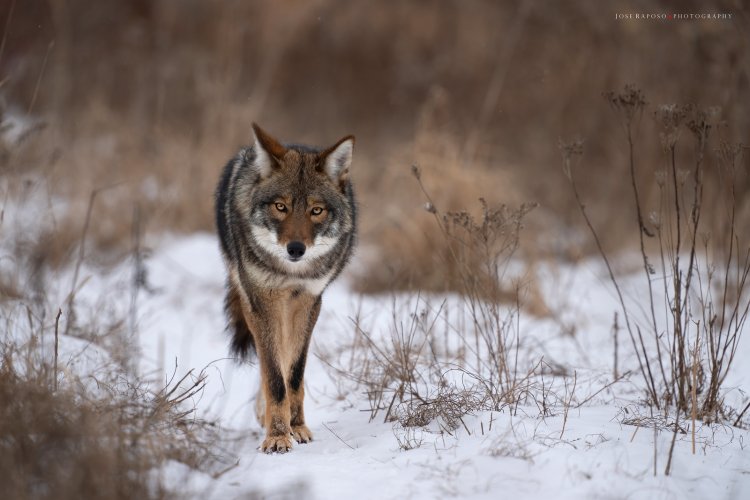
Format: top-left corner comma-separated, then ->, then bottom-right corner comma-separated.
1,176 -> 747,500
53,233 -> 747,499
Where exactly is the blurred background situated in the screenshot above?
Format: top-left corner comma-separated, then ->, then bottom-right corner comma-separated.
1,0 -> 748,296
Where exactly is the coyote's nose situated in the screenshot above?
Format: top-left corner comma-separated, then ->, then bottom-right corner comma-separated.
287,241 -> 306,260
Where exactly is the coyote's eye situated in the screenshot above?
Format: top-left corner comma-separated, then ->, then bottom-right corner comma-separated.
274,202 -> 287,212
310,207 -> 324,216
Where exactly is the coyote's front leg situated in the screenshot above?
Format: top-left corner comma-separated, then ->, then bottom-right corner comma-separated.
241,305 -> 293,453
288,342 -> 313,443
257,346 -> 293,453
287,295 -> 320,444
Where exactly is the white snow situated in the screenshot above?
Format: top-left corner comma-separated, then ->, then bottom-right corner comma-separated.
122,234 -> 750,499
4,212 -> 748,499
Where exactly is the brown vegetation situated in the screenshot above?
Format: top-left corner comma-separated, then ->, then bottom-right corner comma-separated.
565,84 -> 749,473
1,2 -> 749,486
0,336 -> 229,499
0,0 -> 747,292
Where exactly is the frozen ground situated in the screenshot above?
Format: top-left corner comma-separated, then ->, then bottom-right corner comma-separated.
5,221 -> 749,499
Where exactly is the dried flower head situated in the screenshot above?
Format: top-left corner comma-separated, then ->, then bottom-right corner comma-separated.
685,105 -> 721,144
410,164 -> 421,180
715,141 -> 744,174
603,84 -> 647,124
558,138 -> 585,181
444,200 -> 536,248
653,104 -> 686,149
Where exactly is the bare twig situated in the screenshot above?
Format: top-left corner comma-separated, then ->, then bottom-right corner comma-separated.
0,0 -> 16,67
64,183 -> 123,336
664,411 -> 680,476
54,308 -> 61,391
560,370 -> 577,439
27,41 -> 54,117
322,422 -> 355,450
734,400 -> 750,427
612,312 -> 619,380
562,138 -> 658,406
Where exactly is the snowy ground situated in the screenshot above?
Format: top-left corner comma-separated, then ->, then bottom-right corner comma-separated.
118,234 -> 749,499
4,218 -> 749,498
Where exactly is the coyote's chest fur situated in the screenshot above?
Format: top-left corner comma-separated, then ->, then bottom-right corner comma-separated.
234,260 -> 335,297
215,123 -> 356,453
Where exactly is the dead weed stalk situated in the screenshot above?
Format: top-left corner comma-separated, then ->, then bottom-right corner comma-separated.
324,169 -> 577,443
0,335 -> 230,500
564,84 -> 750,473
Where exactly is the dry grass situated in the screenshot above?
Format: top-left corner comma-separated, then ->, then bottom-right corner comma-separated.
0,246 -> 239,497
353,99 -> 530,294
318,184 -> 572,439
1,3 -> 747,485
0,176 -> 235,499
0,1 -> 746,292
564,85 -> 750,473
0,335 -> 230,500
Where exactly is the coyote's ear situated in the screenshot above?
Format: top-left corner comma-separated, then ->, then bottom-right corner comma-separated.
251,123 -> 287,178
320,135 -> 355,183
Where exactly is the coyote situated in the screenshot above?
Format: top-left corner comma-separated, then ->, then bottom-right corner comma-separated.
215,123 -> 356,453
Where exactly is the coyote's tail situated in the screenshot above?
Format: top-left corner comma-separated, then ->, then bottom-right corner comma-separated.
225,283 -> 256,360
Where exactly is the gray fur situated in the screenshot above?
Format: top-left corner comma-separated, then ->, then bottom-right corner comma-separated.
215,133 -> 357,359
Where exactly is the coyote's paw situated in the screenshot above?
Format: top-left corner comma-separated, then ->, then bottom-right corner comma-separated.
292,425 -> 313,444
261,434 -> 293,454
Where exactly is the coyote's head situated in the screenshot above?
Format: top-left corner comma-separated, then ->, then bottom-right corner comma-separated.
243,123 -> 356,276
